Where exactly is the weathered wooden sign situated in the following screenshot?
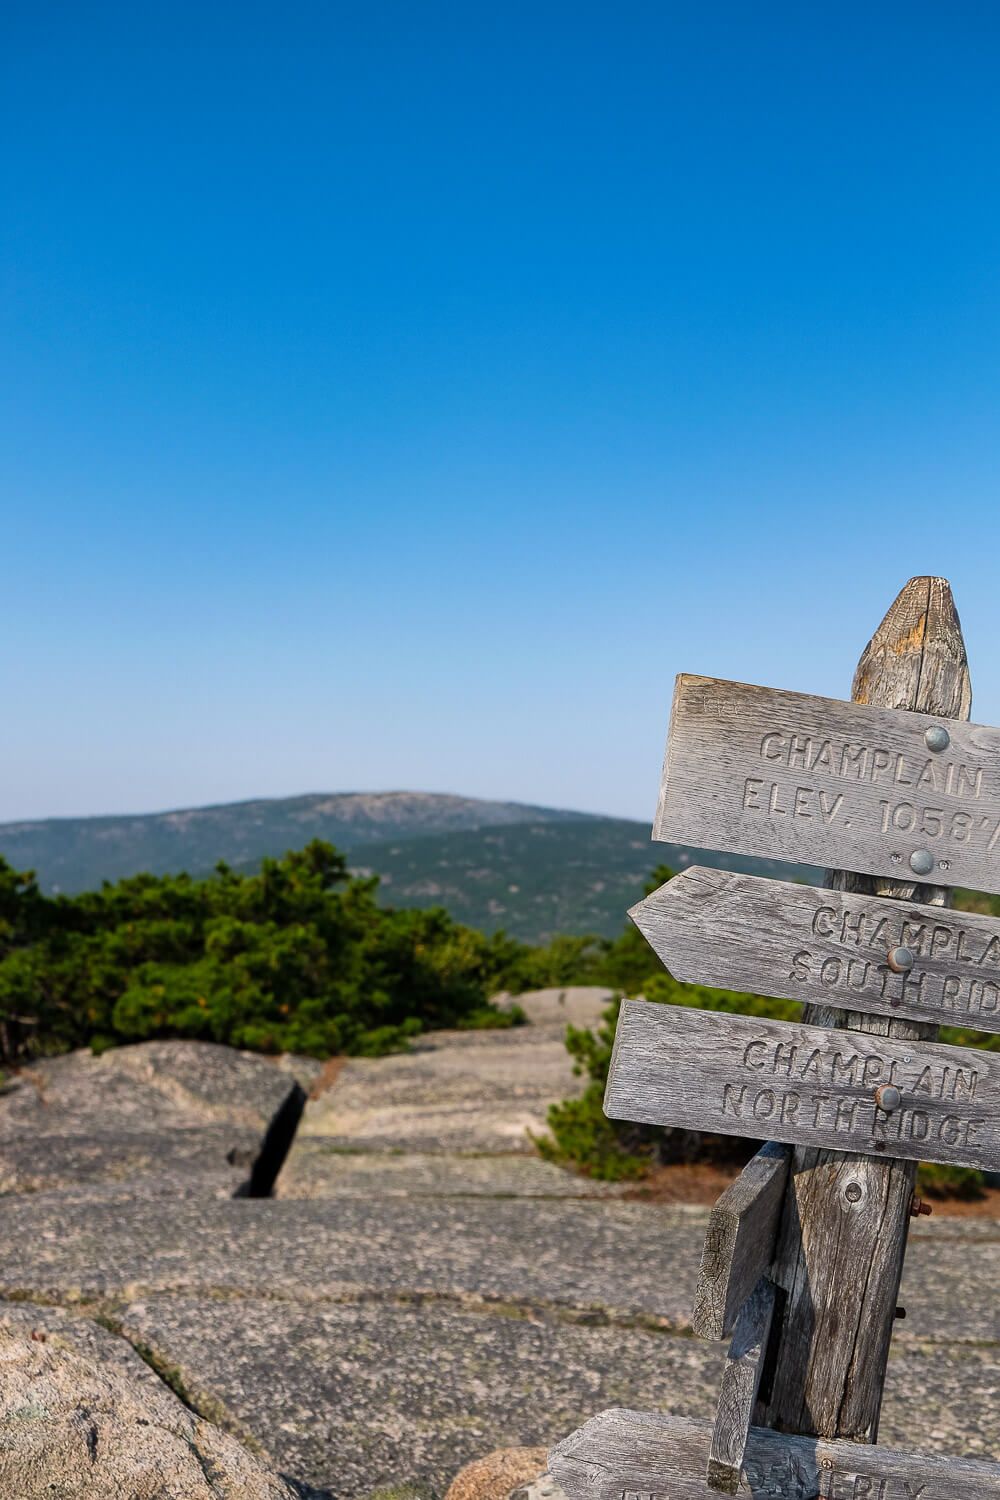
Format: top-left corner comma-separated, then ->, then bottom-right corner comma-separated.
552,581 -> 990,1495
654,674 -> 1000,892
550,1406 -> 1000,1499
630,866 -> 1000,1034
604,999 -> 1000,1172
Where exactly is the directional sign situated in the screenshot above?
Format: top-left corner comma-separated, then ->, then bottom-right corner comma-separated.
655,674 -> 1000,892
631,866 -> 1000,1034
549,1406 -> 1000,1500
604,999 -> 1000,1173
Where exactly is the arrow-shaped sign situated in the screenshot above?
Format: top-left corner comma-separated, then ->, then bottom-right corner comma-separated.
549,1406 -> 1000,1500
655,674 -> 1000,892
631,866 -> 1000,1034
604,999 -> 1000,1173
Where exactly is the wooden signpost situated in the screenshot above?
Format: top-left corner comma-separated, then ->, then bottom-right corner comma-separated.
605,998 -> 1000,1172
655,674 -> 1000,892
630,867 -> 1000,1033
551,1408 -> 1000,1500
548,577 -> 1000,1497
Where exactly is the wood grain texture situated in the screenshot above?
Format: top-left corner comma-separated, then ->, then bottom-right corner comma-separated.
549,1405 -> 1000,1500
630,866 -> 1000,1033
692,1142 -> 789,1341
604,998 -> 1000,1171
759,576 -> 972,1442
708,1279 -> 778,1494
652,663 -> 995,889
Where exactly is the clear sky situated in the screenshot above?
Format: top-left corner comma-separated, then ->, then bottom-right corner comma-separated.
3,4 -> 1000,824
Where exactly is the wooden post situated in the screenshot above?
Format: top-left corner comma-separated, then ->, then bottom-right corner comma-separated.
551,575 -> 998,1495
756,576 -> 972,1441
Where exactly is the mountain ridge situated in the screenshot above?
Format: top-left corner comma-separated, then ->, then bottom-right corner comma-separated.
0,790 -> 820,941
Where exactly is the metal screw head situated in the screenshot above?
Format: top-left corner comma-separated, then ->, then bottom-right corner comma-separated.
909,848 -> 934,876
887,945 -> 915,973
925,725 -> 950,753
875,1083 -> 902,1113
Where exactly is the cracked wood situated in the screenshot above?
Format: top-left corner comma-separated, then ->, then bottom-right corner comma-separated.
692,1142 -> 789,1341
707,1278 -> 779,1493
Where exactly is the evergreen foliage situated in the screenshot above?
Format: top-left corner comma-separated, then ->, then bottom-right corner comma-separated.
0,841 -> 523,1063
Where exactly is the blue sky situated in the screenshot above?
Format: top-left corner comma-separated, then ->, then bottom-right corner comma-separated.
2,3 -> 1000,824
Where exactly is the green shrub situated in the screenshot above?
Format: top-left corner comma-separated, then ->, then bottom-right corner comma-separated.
537,997 -> 646,1180
916,1162 -> 986,1200
539,988 -> 761,1179
0,841 -> 525,1064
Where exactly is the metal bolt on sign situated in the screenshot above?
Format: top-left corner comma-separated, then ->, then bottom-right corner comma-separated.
886,945 -> 914,973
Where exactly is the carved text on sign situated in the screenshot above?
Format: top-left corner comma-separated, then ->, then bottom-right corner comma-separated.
654,676 -> 1000,890
629,868 -> 1000,1033
603,1001 -> 1000,1172
548,1407 -> 1000,1500
723,1035 -> 984,1156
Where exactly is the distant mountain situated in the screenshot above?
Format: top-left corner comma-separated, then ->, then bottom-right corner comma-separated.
348,820 -> 820,942
0,791 -> 820,942
0,792 -> 592,895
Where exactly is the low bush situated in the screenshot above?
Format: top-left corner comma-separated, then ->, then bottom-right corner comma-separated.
0,841 -> 524,1064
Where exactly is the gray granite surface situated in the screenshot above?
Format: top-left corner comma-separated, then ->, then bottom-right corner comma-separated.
0,1039 -> 308,1196
289,1024 -> 586,1156
0,1297 -> 301,1497
2,1019 -> 998,1499
277,1144 -> 628,1200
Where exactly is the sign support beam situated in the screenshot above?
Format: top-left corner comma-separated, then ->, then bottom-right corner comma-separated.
707,1277 -> 779,1493
692,1142 -> 789,1341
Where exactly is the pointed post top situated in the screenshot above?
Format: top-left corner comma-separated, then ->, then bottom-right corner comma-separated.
852,576 -> 971,721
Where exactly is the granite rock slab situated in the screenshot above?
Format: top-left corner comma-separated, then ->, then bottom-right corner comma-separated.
0,1123 -> 268,1199
5,1190 -> 997,1341
491,988 -> 613,1029
0,1299 -> 300,1498
288,1025 -> 584,1157
117,1289 -> 1000,1500
0,1040 -> 306,1196
0,1195 -> 706,1325
118,1293 -> 727,1500
276,1146 -> 627,1201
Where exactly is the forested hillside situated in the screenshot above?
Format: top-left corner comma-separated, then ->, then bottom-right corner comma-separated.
0,792 -> 593,895
0,792 -> 819,942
